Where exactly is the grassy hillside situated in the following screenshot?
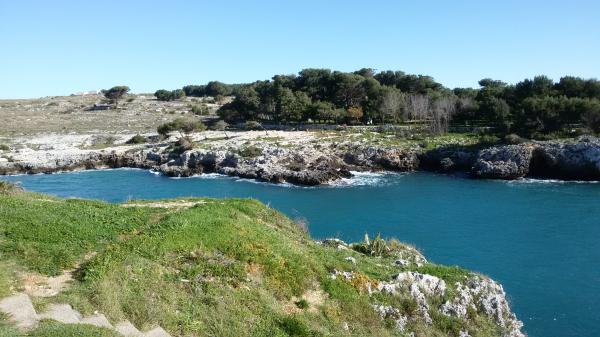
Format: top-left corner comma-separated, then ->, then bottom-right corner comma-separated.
0,183 -> 512,337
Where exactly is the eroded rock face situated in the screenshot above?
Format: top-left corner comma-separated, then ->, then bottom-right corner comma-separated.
341,143 -> 420,171
472,144 -> 535,179
471,136 -> 600,180
529,136 -> 600,179
2,132 -> 599,185
332,269 -> 524,337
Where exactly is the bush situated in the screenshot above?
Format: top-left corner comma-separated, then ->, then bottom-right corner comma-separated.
239,145 -> 262,158
478,135 -> 500,145
191,104 -> 209,115
126,134 -> 146,144
212,120 -> 229,131
0,144 -> 9,151
504,133 -> 526,144
277,316 -> 311,336
172,136 -> 194,154
155,89 -> 186,101
157,118 -> 206,136
351,233 -> 394,257
0,181 -> 21,195
295,299 -> 309,309
244,121 -> 263,131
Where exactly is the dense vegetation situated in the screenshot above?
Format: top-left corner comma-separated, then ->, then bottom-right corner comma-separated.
173,69 -> 600,138
0,187 -> 510,337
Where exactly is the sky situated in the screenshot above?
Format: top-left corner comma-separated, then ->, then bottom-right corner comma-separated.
1,0 -> 599,98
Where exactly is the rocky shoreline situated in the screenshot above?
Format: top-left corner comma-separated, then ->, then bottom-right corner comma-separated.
1,132 -> 599,185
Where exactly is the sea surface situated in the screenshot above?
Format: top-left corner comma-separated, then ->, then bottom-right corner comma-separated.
2,169 -> 600,337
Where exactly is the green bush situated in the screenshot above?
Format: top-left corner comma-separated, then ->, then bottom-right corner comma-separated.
211,120 -> 229,131
0,144 -> 9,151
244,121 -> 263,131
478,135 -> 500,145
277,316 -> 311,336
172,136 -> 194,154
155,89 -> 186,101
504,133 -> 526,144
239,145 -> 262,158
294,299 -> 309,309
191,104 -> 209,115
0,181 -> 21,195
157,118 -> 206,136
125,134 -> 146,144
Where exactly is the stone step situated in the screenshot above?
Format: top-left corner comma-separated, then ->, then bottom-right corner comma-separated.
115,320 -> 145,337
80,313 -> 113,329
0,293 -> 38,329
38,303 -> 82,324
145,326 -> 172,337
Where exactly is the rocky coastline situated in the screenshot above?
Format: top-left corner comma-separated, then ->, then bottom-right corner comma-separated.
1,132 -> 599,185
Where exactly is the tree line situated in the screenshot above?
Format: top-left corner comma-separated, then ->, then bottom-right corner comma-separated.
151,68 -> 600,137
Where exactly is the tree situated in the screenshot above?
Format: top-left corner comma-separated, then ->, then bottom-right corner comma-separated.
308,101 -> 336,123
154,89 -> 172,101
378,87 -> 404,123
346,106 -> 363,123
276,88 -> 311,122
205,81 -> 231,96
478,96 -> 511,132
171,89 -> 185,100
103,86 -> 130,107
374,70 -> 406,87
295,68 -> 333,101
583,101 -> 600,133
155,89 -> 186,101
431,96 -> 456,134
404,94 -> 430,121
182,85 -> 206,97
332,72 -> 366,108
354,68 -> 375,78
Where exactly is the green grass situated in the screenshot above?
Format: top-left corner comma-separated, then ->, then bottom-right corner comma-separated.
0,192 -> 161,275
0,191 -> 510,337
28,321 -> 121,337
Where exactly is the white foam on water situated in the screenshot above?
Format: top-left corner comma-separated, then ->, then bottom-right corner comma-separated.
329,171 -> 401,188
508,178 -> 599,185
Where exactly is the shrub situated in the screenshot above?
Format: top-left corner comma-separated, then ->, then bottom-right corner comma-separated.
0,181 -> 21,195
154,89 -> 172,101
478,135 -> 500,145
172,136 -> 194,154
295,299 -> 309,309
157,118 -> 206,136
504,133 -> 526,144
239,145 -> 262,158
191,104 -> 209,115
0,144 -> 9,151
244,121 -> 263,131
277,316 -> 310,336
155,89 -> 186,101
126,134 -> 146,144
352,233 -> 391,257
212,120 -> 229,131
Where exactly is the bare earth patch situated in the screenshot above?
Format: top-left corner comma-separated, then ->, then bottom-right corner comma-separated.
20,270 -> 74,298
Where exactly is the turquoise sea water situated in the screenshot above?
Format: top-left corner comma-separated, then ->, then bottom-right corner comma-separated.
2,169 -> 600,337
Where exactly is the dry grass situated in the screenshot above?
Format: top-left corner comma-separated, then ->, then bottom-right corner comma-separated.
0,94 -> 218,136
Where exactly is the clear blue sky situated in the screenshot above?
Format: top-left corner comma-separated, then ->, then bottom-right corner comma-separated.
1,0 -> 599,98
